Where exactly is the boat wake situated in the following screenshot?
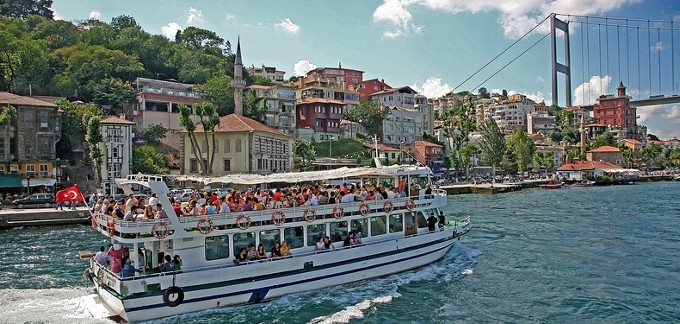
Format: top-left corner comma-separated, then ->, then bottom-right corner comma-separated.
0,287 -> 113,323
308,295 -> 394,324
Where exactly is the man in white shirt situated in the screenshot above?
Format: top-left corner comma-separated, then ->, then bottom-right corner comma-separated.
219,197 -> 229,214
386,188 -> 397,199
94,246 -> 108,265
148,194 -> 159,211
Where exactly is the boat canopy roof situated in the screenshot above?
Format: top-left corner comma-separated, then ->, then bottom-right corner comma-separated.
167,165 -> 432,186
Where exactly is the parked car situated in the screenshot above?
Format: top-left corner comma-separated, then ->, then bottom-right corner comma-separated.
12,193 -> 55,208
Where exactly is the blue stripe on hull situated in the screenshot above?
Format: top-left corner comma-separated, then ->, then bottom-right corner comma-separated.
125,237 -> 456,313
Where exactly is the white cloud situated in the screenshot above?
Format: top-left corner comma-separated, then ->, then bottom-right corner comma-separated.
491,89 -> 548,104
411,77 -> 453,98
638,104 -> 680,139
651,41 -> 664,52
89,10 -> 101,20
372,0 -> 642,39
187,7 -> 203,23
275,18 -> 301,34
161,22 -> 183,40
52,9 -> 63,20
573,75 -> 612,106
292,60 -> 317,77
536,76 -> 545,83
225,13 -> 235,20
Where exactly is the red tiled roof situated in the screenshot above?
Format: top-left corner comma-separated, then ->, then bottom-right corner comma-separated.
366,143 -> 400,151
298,98 -> 344,105
0,92 -> 58,107
588,145 -> 620,153
101,115 -> 135,125
196,114 -> 287,137
413,140 -> 442,148
556,160 -> 622,171
27,96 -> 64,104
619,138 -> 642,145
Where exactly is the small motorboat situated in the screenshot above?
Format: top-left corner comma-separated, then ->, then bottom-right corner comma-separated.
539,180 -> 564,189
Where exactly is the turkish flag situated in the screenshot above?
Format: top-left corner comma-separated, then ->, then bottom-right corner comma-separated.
56,185 -> 85,203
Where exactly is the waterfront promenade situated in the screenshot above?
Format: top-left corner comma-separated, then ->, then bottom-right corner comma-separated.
0,206 -> 91,228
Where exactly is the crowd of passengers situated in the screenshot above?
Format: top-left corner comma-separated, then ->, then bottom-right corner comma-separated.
90,179 -> 433,221
93,243 -> 182,278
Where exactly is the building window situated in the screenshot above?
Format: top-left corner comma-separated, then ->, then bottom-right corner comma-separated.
190,159 -> 206,173
26,164 -> 35,177
39,111 -> 49,130
25,143 -> 34,156
39,164 -> 48,178
0,165 -> 4,175
10,164 -> 18,174
24,112 -> 35,128
223,159 -> 231,172
39,137 -> 50,156
213,139 -> 219,153
205,235 -> 229,260
224,139 -> 230,153
235,139 -> 242,153
0,138 -> 4,157
201,140 -> 208,153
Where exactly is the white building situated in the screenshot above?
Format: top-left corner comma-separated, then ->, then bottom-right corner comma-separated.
371,86 -> 434,145
246,65 -> 286,84
527,112 -> 557,134
483,94 -> 535,134
99,115 -> 135,195
249,84 -> 297,137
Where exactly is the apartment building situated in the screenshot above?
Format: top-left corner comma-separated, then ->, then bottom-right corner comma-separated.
249,84 -> 296,137
246,65 -> 286,84
99,115 -> 135,195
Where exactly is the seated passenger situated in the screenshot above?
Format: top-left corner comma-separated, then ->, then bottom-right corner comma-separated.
121,256 -> 141,278
159,255 -> 174,272
236,248 -> 248,264
438,211 -> 447,229
427,213 -> 437,232
343,232 -> 355,247
173,255 -> 183,272
280,241 -> 291,257
256,244 -> 267,260
323,236 -> 336,252
247,245 -> 257,260
315,237 -> 325,252
354,230 -> 363,245
270,241 -> 282,259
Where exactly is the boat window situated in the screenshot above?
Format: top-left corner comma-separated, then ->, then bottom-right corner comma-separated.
370,216 -> 387,236
329,221 -> 348,243
233,232 -> 255,256
259,229 -> 280,254
307,224 -> 326,246
284,227 -> 304,249
205,235 -> 230,261
350,218 -> 368,237
417,212 -> 428,229
389,213 -> 403,233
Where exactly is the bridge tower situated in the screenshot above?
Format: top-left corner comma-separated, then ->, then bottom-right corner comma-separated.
550,13 -> 571,107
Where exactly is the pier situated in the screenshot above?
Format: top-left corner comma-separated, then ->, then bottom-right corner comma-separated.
0,207 -> 91,228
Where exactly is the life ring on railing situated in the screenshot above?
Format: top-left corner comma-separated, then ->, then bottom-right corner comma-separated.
197,218 -> 213,234
152,221 -> 170,239
163,286 -> 184,307
91,215 -> 98,230
405,198 -> 416,211
236,215 -> 251,230
303,208 -> 316,223
271,211 -> 286,226
358,202 -> 370,216
383,200 -> 393,213
332,205 -> 344,219
107,219 -> 115,237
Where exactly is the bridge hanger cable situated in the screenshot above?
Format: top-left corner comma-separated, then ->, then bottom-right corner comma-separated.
581,22 -> 586,105
586,16 -> 591,102
598,23 -> 603,95
606,18 -> 610,94
626,20 -> 630,89
673,21 -> 676,94
470,33 -> 550,93
574,20 -> 680,31
555,13 -> 675,24
637,27 -> 641,100
657,28 -> 661,95
617,25 -> 621,83
451,15 -> 550,92
648,20 -> 652,96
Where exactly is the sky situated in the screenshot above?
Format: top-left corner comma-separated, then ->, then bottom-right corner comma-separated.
52,0 -> 680,139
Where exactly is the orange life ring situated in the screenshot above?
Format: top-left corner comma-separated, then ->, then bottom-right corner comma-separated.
332,205 -> 344,219
152,221 -> 170,239
197,218 -> 213,234
236,215 -> 251,230
91,215 -> 98,230
107,219 -> 115,237
303,208 -> 316,223
383,200 -> 394,213
271,211 -> 286,226
358,202 -> 370,216
405,198 -> 415,211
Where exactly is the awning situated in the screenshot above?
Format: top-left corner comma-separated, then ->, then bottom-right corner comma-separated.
22,178 -> 57,187
0,174 -> 23,188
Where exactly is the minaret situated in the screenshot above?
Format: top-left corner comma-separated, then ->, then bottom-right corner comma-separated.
580,109 -> 586,156
232,37 -> 245,115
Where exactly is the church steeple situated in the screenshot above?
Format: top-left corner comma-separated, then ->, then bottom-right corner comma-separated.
232,36 -> 245,115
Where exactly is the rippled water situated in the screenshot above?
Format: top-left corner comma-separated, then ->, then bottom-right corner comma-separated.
1,181 -> 678,323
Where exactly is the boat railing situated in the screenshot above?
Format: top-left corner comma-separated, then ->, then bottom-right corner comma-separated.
94,192 -> 447,237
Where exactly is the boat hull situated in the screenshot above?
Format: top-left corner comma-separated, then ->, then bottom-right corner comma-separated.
94,230 -> 463,322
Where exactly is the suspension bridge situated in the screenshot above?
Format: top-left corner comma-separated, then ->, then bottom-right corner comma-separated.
455,13 -> 680,109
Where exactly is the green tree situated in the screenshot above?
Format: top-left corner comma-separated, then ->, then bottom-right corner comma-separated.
590,132 -> 616,149
0,0 -> 54,19
175,26 -> 225,55
138,124 -> 167,146
506,128 -> 536,173
640,143 -> 662,171
0,30 -> 49,93
441,96 -> 476,177
131,145 -> 169,174
459,144 -> 478,179
532,151 -> 555,176
670,148 -> 680,167
243,90 -> 266,121
178,102 -> 219,175
477,87 -> 490,99
86,116 -> 104,184
0,105 -> 17,157
201,72 -> 234,116
344,100 -> 390,136
478,117 -> 505,179
293,137 -> 316,167
93,77 -> 136,112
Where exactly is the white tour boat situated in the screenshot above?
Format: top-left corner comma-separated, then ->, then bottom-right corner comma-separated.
83,165 -> 471,322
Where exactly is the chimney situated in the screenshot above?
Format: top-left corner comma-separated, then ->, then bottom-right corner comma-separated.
617,81 -> 626,97
381,79 -> 385,89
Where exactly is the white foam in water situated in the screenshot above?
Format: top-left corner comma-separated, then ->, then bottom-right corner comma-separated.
462,269 -> 474,275
0,288 -> 113,324
309,295 -> 393,324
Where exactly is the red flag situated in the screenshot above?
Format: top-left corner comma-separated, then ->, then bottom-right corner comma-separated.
56,184 -> 85,203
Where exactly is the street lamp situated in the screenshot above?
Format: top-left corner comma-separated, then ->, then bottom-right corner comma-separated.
400,140 -> 404,165
26,173 -> 31,195
329,136 -> 334,159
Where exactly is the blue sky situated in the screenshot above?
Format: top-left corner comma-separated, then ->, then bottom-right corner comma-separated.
52,0 -> 680,139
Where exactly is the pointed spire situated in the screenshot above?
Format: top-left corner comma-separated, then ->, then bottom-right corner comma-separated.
617,81 -> 625,90
235,36 -> 242,65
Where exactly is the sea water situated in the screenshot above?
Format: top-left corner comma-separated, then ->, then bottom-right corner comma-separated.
0,181 -> 678,323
